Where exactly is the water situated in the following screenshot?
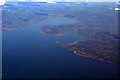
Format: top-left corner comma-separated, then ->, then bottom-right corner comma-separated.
3,17 -> 119,78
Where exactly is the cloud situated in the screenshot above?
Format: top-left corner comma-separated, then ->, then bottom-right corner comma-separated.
0,0 -> 6,5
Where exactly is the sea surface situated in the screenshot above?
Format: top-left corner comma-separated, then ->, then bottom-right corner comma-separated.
3,17 -> 119,78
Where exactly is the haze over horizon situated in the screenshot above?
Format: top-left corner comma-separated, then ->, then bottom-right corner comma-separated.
6,0 -> 119,2
0,0 -> 119,5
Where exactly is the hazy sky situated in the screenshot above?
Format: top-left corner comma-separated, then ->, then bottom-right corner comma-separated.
0,0 -> 118,5
6,0 -> 119,2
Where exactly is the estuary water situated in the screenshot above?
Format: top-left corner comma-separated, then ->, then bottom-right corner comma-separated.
3,17 -> 119,78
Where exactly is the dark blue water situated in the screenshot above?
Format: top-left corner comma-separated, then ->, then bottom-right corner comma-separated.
3,17 -> 119,78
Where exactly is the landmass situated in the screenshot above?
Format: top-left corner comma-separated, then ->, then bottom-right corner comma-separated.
57,39 -> 119,64
2,2 -> 119,64
42,25 -> 67,37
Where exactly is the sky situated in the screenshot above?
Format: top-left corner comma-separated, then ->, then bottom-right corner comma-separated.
5,0 -> 119,2
0,0 -> 119,5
